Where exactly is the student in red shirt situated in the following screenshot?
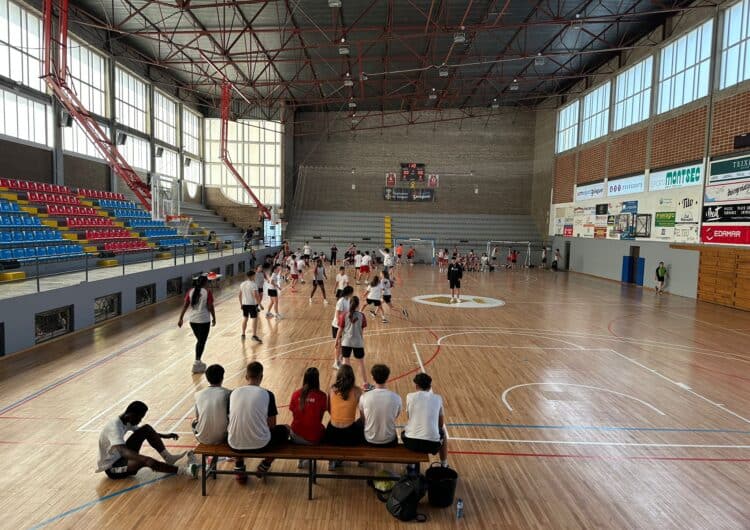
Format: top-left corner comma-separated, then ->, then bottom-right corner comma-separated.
289,367 -> 328,469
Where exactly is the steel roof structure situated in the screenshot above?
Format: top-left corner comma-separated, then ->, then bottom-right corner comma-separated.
67,0 -> 713,122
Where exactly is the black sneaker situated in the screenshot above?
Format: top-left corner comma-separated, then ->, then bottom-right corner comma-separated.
251,335 -> 262,343
241,334 -> 246,340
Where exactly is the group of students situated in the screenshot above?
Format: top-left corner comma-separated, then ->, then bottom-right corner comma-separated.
97,362 -> 449,481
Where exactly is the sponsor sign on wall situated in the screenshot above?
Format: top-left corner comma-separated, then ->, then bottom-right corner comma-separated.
701,225 -> 750,245
676,196 -> 700,224
563,225 -> 573,237
575,182 -> 606,202
594,227 -> 607,239
608,175 -> 645,197
703,203 -> 750,223
595,204 -> 608,215
655,212 -> 676,227
649,163 -> 703,191
709,154 -> 750,184
704,180 -> 750,203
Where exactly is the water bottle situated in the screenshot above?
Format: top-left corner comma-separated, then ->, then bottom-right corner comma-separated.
456,498 -> 464,519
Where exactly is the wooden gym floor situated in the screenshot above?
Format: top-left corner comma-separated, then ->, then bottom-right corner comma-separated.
1,264 -> 750,529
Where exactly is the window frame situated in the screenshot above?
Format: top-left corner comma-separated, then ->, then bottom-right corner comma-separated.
555,100 -> 580,153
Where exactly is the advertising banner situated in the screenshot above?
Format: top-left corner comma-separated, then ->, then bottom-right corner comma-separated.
709,154 -> 750,184
608,175 -> 645,197
427,174 -> 439,188
649,163 -> 703,191
675,224 -> 700,243
595,203 -> 608,215
621,200 -> 638,214
575,182 -> 605,202
563,225 -> 573,237
704,180 -> 750,203
655,211 -> 676,227
703,203 -> 750,223
385,172 -> 396,188
675,196 -> 700,224
701,225 -> 750,245
594,227 -> 607,239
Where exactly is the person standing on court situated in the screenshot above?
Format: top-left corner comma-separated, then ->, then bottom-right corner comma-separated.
447,256 -> 463,303
552,249 -> 561,271
656,261 -> 668,294
178,274 -> 216,374
239,270 -> 262,343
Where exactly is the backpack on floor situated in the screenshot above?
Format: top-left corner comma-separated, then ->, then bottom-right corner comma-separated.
386,475 -> 428,522
368,470 -> 400,502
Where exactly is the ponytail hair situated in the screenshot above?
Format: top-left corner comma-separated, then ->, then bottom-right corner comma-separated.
191,275 -> 208,307
370,276 -> 379,287
348,296 -> 360,323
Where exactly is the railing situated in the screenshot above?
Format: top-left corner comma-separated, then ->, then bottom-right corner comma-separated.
0,241 -> 268,300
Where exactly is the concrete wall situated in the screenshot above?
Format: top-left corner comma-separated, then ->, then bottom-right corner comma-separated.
0,139 -> 53,183
0,247 -> 277,356
293,109 -> 537,215
552,236 -> 699,298
531,109 -> 555,238
63,155 -> 110,191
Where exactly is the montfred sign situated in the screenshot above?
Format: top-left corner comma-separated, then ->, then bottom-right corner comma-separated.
649,163 -> 703,191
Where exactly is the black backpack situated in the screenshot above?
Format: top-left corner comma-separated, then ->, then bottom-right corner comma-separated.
386,475 -> 428,522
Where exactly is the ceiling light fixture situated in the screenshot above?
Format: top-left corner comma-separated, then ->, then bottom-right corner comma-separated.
344,72 -> 354,87
338,37 -> 350,55
428,87 -> 437,100
510,78 -> 519,91
491,97 -> 499,109
535,53 -> 545,66
328,0 -> 341,7
438,66 -> 449,77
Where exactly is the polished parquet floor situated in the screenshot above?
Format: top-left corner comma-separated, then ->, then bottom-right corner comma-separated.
1,264 -> 750,529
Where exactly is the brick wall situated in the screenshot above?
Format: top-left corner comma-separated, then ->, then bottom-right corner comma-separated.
651,106 -> 707,168
0,139 -> 52,183
608,128 -> 647,178
576,142 -> 607,184
64,155 -> 110,191
711,91 -> 750,157
553,153 -> 576,204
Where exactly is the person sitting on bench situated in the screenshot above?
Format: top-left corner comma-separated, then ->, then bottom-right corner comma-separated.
359,364 -> 401,447
401,373 -> 449,468
97,400 -> 198,479
324,364 -> 364,470
228,362 -> 290,483
289,367 -> 328,469
192,364 -> 230,445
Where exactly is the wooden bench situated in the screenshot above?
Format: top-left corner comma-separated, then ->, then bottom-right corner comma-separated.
194,443 -> 430,499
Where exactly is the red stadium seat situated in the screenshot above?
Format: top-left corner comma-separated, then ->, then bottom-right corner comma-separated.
0,178 -> 9,188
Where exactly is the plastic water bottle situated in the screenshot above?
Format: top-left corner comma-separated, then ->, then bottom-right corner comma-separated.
456,498 -> 464,519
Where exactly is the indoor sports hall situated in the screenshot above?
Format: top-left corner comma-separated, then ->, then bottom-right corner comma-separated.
1,0 -> 750,528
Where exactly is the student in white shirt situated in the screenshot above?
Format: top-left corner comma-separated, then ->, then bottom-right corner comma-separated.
288,254 -> 300,292
401,373 -> 449,468
353,251 -> 363,284
97,401 -> 197,479
178,274 -> 216,374
229,362 -> 290,482
359,364 -> 402,446
380,270 -> 395,319
296,256 -> 307,284
239,270 -> 262,343
331,286 -> 354,369
360,251 -> 373,284
309,258 -> 329,305
335,266 -> 349,299
379,248 -> 395,273
193,364 -> 231,444
267,264 -> 283,319
303,241 -> 312,265
364,276 -> 387,323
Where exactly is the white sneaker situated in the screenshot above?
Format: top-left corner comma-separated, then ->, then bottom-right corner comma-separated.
192,360 -> 206,373
381,318 -> 389,323
266,312 -> 273,319
180,463 -> 199,479
275,313 -> 284,320
324,299 -> 329,305
309,298 -> 313,304
332,359 -> 341,369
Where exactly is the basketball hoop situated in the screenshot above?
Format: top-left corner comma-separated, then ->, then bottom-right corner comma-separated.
166,215 -> 193,237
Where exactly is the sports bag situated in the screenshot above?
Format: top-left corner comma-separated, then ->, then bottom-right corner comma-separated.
386,474 -> 427,522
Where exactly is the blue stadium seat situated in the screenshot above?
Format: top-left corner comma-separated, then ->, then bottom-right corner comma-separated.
12,231 -> 25,242
0,202 -> 10,212
25,247 -> 37,258
0,249 -> 12,260
36,246 -> 48,257
23,216 -> 34,226
0,216 -> 7,226
25,231 -> 36,241
12,248 -> 27,259
0,232 -> 10,243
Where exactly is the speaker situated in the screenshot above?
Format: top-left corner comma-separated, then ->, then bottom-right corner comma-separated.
155,147 -> 164,157
60,111 -> 73,127
116,132 -> 128,145
184,157 -> 192,167
734,133 -> 750,150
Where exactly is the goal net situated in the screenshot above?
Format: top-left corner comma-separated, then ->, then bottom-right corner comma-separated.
486,240 -> 533,268
151,174 -> 180,221
394,237 -> 436,265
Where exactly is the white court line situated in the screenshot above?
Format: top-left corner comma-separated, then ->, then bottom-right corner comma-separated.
663,310 -> 750,339
500,382 -> 666,416
412,343 -> 426,373
413,344 -> 610,350
607,348 -> 750,425
449,437 -> 750,449
437,331 -> 585,350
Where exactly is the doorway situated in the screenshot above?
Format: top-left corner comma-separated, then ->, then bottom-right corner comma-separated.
564,241 -> 571,270
628,246 -> 640,284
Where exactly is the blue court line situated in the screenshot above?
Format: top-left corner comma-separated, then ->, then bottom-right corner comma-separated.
0,332 -> 160,416
28,475 -> 172,529
443,422 -> 750,435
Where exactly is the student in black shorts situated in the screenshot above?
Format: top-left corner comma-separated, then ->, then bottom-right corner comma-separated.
330,243 -> 338,266
447,256 -> 463,303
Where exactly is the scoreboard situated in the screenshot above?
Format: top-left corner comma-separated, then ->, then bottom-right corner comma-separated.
400,162 -> 426,182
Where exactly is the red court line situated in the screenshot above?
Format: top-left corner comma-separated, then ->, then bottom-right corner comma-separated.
450,450 -> 750,463
389,328 -> 441,383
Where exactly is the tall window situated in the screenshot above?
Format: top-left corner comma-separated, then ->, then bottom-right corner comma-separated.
556,101 -> 579,153
63,121 -> 109,159
658,20 -> 713,113
720,0 -> 750,88
119,133 -> 150,172
0,86 -> 50,146
182,108 -> 201,156
184,157 -> 201,198
67,37 -> 107,117
614,57 -> 653,130
115,67 -> 148,133
205,119 -> 282,206
0,0 -> 45,92
580,82 -> 610,143
155,148 -> 178,178
154,91 -> 177,146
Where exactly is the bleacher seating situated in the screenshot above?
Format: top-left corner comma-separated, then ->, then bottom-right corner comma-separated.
0,214 -> 42,228
46,204 -> 98,216
0,199 -> 21,212
66,217 -> 114,228
98,199 -> 139,209
0,178 -> 71,195
156,238 -> 191,248
103,241 -> 149,252
127,219 -> 167,228
78,188 -> 125,201
25,192 -> 80,205
84,229 -> 134,240
113,209 -> 150,219
142,228 -> 178,237
0,230 -> 62,243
